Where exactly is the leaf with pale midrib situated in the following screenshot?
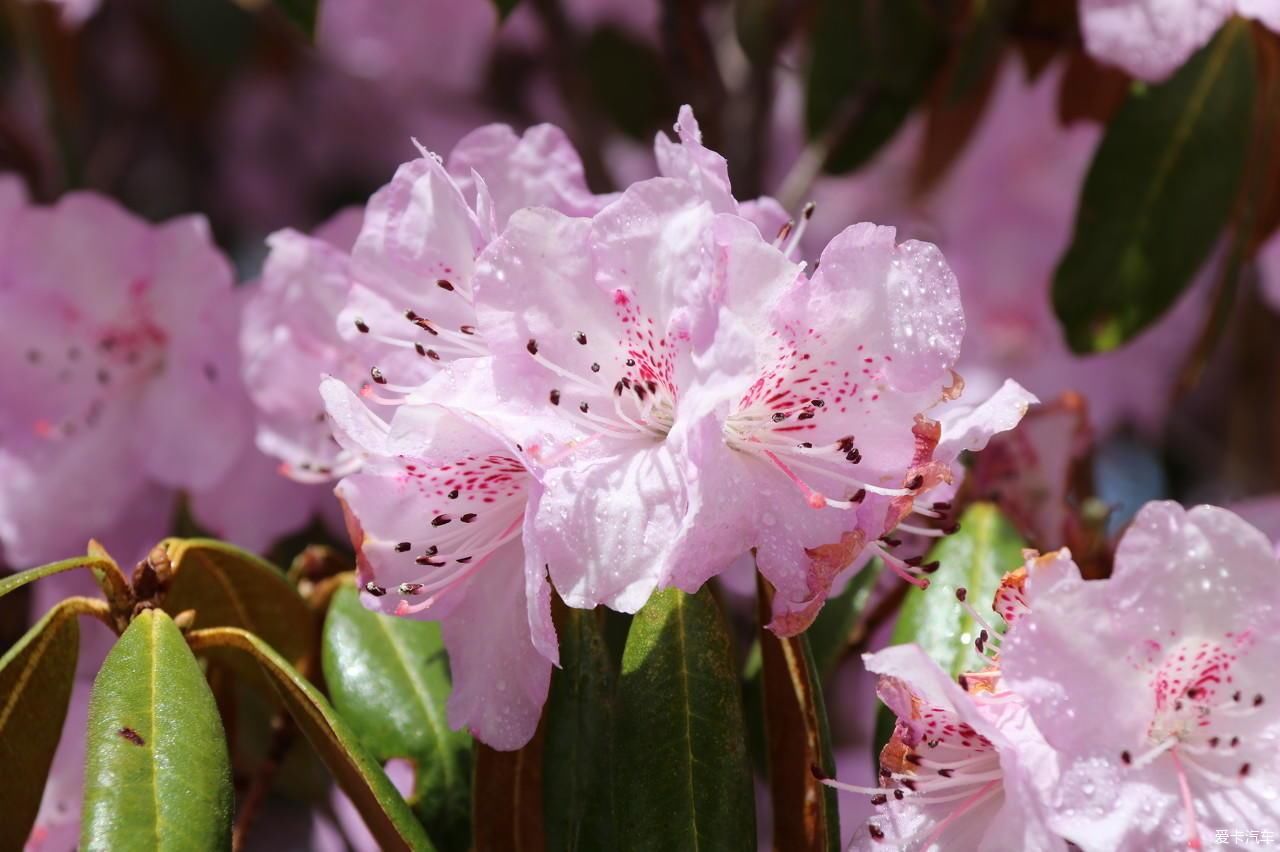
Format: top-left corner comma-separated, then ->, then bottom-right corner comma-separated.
1053,20 -> 1256,353
0,600 -> 81,851
613,587 -> 755,851
81,610 -> 232,852
323,585 -> 472,850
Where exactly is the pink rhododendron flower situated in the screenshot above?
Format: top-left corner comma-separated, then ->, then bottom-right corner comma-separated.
242,207 -> 368,482
0,192 -> 251,566
1079,0 -> 1280,82
333,122 -> 610,398
1001,502 -> 1280,850
321,360 -> 564,750
827,644 -> 1063,851
473,107 -> 1029,628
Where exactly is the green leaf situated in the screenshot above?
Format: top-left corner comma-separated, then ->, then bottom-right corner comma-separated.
0,599 -> 81,851
542,604 -> 617,851
613,587 -> 755,851
162,538 -> 311,666
0,552 -> 129,608
875,503 -> 1025,762
890,503 -> 1024,676
757,577 -> 840,852
186,626 -> 435,852
805,558 -> 884,680
81,610 -> 232,852
322,585 -> 471,850
1053,20 -> 1256,353
805,0 -> 946,174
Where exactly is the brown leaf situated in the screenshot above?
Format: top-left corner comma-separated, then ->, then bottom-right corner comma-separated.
473,715 -> 546,852
757,576 -> 839,852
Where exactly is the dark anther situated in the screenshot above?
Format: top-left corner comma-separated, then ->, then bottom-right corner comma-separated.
448,490 -> 459,499
461,513 -> 477,523
847,449 -> 862,464
1120,750 -> 1132,765
868,824 -> 885,842
460,325 -> 476,335
772,412 -> 788,423
575,331 -> 587,345
579,402 -> 590,413
944,523 -> 961,535
437,279 -> 454,291
354,318 -> 370,333
906,474 -> 924,490
371,366 -> 387,384
614,381 -> 625,395
852,488 -> 866,503
625,358 -> 636,367
799,442 -> 813,448
426,349 -> 440,360
395,542 -> 411,552
415,556 -> 445,566
399,583 -> 424,594
365,582 -> 387,597
811,398 -> 825,407
527,339 -> 539,355
837,436 -> 855,453
955,588 -> 968,602
432,515 -> 452,527
938,768 -> 954,778
1255,694 -> 1265,706
549,389 -> 561,405
591,362 -> 600,372
415,343 -> 427,356
871,794 -> 887,806
797,410 -> 815,421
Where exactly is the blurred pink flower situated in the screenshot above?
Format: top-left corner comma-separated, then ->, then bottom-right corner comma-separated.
1079,0 -> 1279,82
1001,502 -> 1280,850
808,63 -> 1208,438
0,191 -> 250,566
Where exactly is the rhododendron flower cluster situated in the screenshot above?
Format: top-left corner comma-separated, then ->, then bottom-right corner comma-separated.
829,501 -> 1280,850
280,106 -> 1033,748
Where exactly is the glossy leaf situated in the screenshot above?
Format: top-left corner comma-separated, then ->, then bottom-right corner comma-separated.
758,577 -> 840,852
0,552 -> 129,609
613,587 -> 755,851
185,626 -> 434,852
322,585 -> 471,849
875,503 -> 1026,762
163,538 -> 311,666
81,610 -> 232,851
542,604 -> 617,851
473,733 -> 547,852
1053,21 -> 1256,353
890,503 -> 1025,677
0,599 -> 81,851
806,0 -> 945,174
